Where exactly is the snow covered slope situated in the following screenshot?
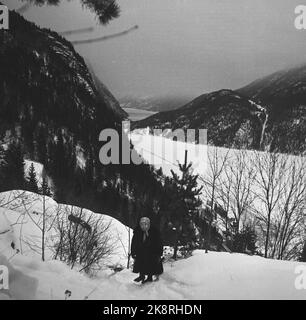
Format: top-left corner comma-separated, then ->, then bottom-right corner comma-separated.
1,245 -> 305,299
129,131 -> 302,178
1,190 -> 306,299
0,190 -> 130,264
130,131 -> 208,176
130,131 -> 305,254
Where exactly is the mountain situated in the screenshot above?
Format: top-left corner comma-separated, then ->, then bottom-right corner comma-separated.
119,95 -> 191,112
0,9 -> 122,134
237,64 -> 306,154
238,63 -> 306,100
0,8 -> 164,226
134,65 -> 306,155
133,89 -> 264,150
86,61 -> 128,120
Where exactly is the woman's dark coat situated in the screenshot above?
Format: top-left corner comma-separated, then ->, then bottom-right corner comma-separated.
131,226 -> 163,275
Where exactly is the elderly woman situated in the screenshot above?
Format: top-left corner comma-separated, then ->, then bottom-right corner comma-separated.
131,216 -> 164,283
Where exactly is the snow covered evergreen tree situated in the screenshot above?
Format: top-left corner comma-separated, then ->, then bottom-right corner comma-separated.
26,163 -> 39,193
39,175 -> 52,197
168,152 -> 203,259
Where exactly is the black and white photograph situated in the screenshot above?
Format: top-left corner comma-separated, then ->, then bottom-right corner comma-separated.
0,0 -> 306,304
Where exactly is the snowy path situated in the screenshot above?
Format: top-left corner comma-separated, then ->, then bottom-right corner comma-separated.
87,251 -> 305,300
5,250 -> 304,300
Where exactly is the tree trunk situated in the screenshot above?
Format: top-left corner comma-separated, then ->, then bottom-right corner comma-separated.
42,194 -> 45,261
264,216 -> 271,258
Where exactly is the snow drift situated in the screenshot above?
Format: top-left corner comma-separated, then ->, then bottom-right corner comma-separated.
0,190 -> 305,300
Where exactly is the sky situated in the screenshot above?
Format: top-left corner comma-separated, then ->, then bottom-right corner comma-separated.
5,0 -> 306,100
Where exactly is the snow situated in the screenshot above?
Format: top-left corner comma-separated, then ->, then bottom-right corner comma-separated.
0,190 -> 131,265
1,136 -> 306,299
129,131 -> 305,209
248,99 -> 266,112
1,189 -> 306,299
130,132 -> 208,177
130,131 -> 305,256
0,191 -> 58,259
0,254 -> 38,300
24,160 -> 48,188
0,190 -> 132,300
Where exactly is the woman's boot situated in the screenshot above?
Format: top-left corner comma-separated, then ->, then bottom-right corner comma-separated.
141,274 -> 153,284
133,273 -> 145,282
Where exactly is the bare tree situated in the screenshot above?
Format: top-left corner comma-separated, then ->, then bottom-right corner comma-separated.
222,150 -> 256,236
0,190 -> 32,212
216,165 -> 232,234
199,147 -> 230,252
53,205 -> 116,274
71,25 -> 139,45
20,192 -> 55,260
269,156 -> 306,260
252,151 -> 297,259
0,189 -> 56,259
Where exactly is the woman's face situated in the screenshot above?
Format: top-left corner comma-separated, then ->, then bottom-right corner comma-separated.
140,218 -> 150,232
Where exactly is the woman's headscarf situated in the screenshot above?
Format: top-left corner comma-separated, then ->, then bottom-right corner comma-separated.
139,217 -> 150,241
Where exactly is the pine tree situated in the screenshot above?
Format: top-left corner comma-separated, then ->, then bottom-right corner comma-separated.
233,225 -> 257,254
25,0 -> 120,25
39,175 -> 52,197
26,163 -> 39,193
168,151 -> 203,259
